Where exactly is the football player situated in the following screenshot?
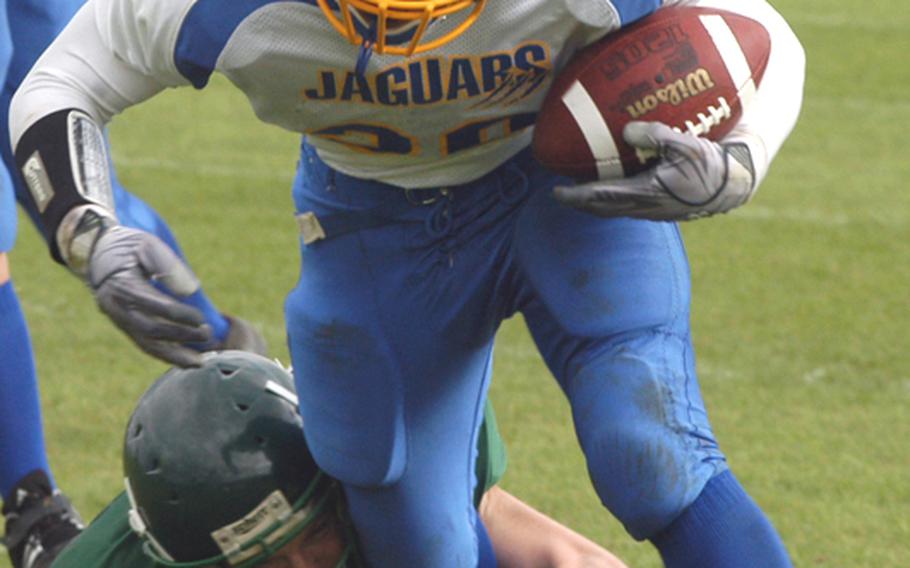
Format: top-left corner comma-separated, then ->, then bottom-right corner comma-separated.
9,0 -> 806,567
50,351 -> 628,568
0,0 -> 265,564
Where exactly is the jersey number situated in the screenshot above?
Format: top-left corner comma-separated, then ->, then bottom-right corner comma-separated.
311,113 -> 536,156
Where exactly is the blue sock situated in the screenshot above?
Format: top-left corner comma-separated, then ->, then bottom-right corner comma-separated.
111,185 -> 230,343
651,470 -> 792,568
183,291 -> 230,345
0,281 -> 53,500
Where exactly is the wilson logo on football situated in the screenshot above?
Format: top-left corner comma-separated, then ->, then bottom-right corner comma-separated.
624,68 -> 717,119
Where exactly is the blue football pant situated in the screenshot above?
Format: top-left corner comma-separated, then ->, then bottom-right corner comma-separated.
286,143 -> 728,567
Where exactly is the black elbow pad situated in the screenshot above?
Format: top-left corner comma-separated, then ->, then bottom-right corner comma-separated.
14,109 -> 115,263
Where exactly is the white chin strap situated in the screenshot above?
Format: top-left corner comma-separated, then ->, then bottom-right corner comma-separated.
124,477 -> 177,562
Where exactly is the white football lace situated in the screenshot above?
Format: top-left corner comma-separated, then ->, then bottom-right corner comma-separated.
681,96 -> 732,137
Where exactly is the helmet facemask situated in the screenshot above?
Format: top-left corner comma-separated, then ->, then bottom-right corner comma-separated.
316,0 -> 487,73
126,473 -> 350,568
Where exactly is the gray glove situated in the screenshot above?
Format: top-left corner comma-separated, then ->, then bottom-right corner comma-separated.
554,121 -> 757,221
88,226 -> 213,367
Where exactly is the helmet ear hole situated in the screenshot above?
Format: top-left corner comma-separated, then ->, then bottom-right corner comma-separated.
236,402 -> 250,412
132,423 -> 143,439
217,363 -> 240,378
168,491 -> 180,505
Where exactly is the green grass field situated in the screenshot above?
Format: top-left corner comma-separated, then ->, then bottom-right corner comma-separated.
4,0 -> 909,566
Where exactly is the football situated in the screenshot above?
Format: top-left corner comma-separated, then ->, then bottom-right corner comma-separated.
532,6 -> 771,181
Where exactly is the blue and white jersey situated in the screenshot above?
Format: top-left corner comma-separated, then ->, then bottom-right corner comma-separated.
10,0 -> 803,188
170,0 -> 640,186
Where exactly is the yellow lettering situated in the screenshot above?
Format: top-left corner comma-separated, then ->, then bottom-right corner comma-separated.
685,68 -> 715,95
623,68 -> 717,119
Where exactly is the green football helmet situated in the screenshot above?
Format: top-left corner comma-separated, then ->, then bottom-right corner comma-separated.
123,351 -> 356,567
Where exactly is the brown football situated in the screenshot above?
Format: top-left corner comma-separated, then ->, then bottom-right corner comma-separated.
533,6 -> 771,181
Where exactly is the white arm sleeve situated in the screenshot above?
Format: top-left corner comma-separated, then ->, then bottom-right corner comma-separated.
666,0 -> 805,187
9,0 -> 195,151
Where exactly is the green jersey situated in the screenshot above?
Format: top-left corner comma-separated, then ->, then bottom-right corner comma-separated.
52,401 -> 507,568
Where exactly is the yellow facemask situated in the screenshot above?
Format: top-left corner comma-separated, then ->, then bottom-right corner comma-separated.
316,0 -> 487,57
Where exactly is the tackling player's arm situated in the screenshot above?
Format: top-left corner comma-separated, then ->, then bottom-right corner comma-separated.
471,401 -> 627,568
555,0 -> 806,221
9,0 -> 214,366
480,486 -> 628,568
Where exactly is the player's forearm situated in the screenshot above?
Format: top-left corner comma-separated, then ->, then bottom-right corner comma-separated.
10,55 -> 118,266
0,253 -> 10,284
9,1 -> 166,265
11,107 -> 118,267
479,486 -> 628,568
682,0 -> 806,186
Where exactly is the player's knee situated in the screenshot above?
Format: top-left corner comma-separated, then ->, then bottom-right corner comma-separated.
306,432 -> 407,489
286,306 -> 409,488
581,418 -> 715,539
295,373 -> 408,488
568,337 -> 722,539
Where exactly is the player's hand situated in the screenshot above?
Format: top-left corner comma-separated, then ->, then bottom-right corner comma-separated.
87,226 -> 212,367
554,121 -> 757,221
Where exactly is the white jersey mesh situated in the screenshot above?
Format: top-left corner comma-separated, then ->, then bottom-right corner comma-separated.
564,0 -> 622,28
216,0 -> 607,187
